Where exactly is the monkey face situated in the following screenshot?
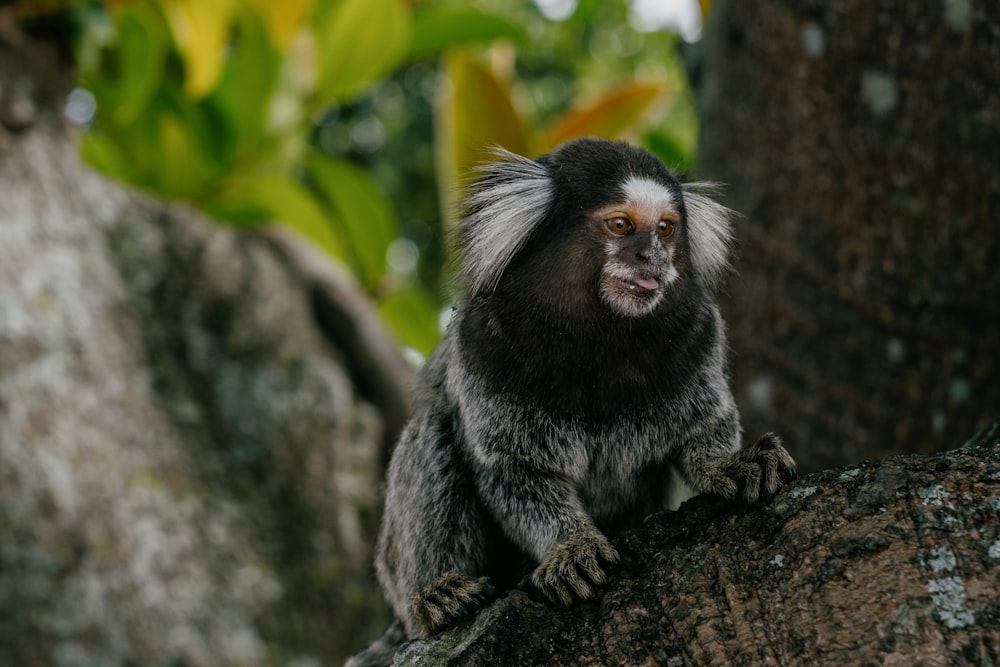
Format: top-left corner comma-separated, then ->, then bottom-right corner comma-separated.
592,176 -> 682,318
457,138 -> 734,312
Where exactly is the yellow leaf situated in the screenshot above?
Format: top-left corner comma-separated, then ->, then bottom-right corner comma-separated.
162,0 -> 236,98
539,81 -> 668,153
698,0 -> 713,19
434,51 -> 528,228
244,0 -> 311,50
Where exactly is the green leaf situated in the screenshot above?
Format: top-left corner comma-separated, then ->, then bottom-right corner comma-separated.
80,132 -> 130,181
88,104 -> 161,189
315,0 -> 411,102
378,283 -> 442,355
644,130 -> 693,171
156,112 -> 218,197
109,3 -> 170,124
141,87 -> 231,198
209,174 -> 347,262
408,7 -> 526,59
208,7 -> 280,164
307,153 -> 399,288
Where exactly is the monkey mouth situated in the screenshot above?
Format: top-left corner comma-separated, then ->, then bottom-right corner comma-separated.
608,272 -> 661,296
601,270 -> 665,317
626,275 -> 660,292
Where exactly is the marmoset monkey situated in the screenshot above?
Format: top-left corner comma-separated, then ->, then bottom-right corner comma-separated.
346,137 -> 796,666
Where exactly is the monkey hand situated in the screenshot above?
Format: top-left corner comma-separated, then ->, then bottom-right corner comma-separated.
701,432 -> 797,504
531,525 -> 620,606
411,570 -> 496,638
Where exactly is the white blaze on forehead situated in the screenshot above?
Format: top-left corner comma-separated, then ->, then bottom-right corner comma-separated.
621,176 -> 675,217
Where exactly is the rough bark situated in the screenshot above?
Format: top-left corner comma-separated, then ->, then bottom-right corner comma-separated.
689,0 -> 1000,471
0,24 -> 410,667
400,423 -> 1000,666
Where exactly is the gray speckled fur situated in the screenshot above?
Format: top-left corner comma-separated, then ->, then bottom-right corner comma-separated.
346,138 -> 794,667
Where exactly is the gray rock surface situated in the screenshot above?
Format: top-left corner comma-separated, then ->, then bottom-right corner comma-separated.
0,34 -> 409,667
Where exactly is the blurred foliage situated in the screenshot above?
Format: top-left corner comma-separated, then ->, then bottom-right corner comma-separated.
58,0 -> 699,355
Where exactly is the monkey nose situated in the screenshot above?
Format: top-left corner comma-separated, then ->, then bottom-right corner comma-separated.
635,237 -> 660,264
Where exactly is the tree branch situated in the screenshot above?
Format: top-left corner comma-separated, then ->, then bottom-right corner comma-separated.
399,422 -> 1000,665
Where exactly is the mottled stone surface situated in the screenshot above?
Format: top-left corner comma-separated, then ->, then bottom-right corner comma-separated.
0,35 -> 408,667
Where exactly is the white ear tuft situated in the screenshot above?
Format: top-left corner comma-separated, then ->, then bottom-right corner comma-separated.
457,148 -> 553,294
681,182 -> 737,292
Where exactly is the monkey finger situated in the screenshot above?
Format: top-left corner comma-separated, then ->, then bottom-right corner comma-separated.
553,578 -> 577,605
411,571 -> 496,637
536,572 -> 575,606
740,463 -> 762,504
764,456 -> 796,488
533,558 -> 599,604
532,559 -> 567,602
597,541 -> 621,564
753,432 -> 783,452
565,570 -> 597,600
704,470 -> 739,500
574,548 -> 604,585
759,434 -> 798,482
762,459 -> 781,497
583,567 -> 606,588
584,534 -> 617,567
778,451 -> 798,482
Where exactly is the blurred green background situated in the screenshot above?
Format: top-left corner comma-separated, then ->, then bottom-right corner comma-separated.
57,0 -> 702,358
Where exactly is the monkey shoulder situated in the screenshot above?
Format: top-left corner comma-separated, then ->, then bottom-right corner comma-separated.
385,334 -> 463,478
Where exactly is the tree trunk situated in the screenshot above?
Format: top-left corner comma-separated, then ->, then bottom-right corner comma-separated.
690,0 -> 1000,471
0,24 -> 410,667
399,424 -> 1000,666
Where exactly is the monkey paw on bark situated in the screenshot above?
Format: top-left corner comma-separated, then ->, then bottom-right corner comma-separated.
702,433 -> 797,504
411,571 -> 496,637
531,525 -> 620,605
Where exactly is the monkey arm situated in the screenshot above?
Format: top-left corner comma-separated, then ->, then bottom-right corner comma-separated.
672,401 -> 796,504
471,459 -> 591,561
471,453 -> 620,605
375,404 -> 504,638
449,361 -> 595,562
455,378 -> 620,605
667,306 -> 797,504
373,343 -> 502,637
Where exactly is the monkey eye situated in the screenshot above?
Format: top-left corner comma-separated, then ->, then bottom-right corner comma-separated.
658,219 -> 675,238
605,217 -> 633,236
